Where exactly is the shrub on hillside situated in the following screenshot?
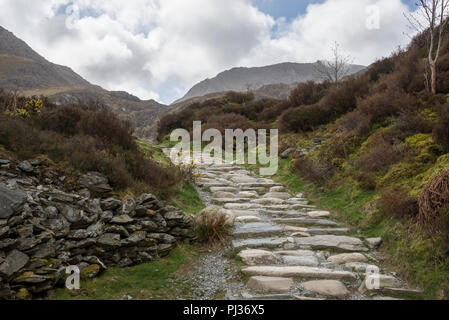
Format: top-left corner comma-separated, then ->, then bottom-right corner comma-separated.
225,91 -> 254,104
433,104 -> 449,152
289,81 -> 330,107
380,186 -> 419,219
292,157 -> 336,184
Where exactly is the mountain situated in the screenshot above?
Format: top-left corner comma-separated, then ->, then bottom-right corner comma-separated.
0,26 -> 166,140
175,62 -> 366,103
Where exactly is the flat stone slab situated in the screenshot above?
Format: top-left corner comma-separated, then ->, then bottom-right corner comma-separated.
270,186 -> 285,192
233,222 -> 285,238
295,235 -> 368,252
307,228 -> 349,236
275,250 -> 317,257
359,274 -> 403,293
232,238 -> 288,249
238,249 -> 282,266
228,210 -> 260,218
282,255 -> 320,267
345,262 -> 376,273
231,176 -> 260,184
307,211 -> 331,218
301,280 -> 349,297
210,187 -> 238,193
235,216 -> 262,223
212,191 -> 236,199
272,218 -> 339,227
247,276 -> 294,293
225,203 -> 262,210
328,253 -> 368,264
241,266 -> 356,280
251,198 -> 285,205
238,191 -> 259,198
262,192 -> 292,200
213,198 -> 247,203
270,210 -> 308,218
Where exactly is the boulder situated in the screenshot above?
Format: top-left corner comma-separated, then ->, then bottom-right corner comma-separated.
0,183 -> 27,219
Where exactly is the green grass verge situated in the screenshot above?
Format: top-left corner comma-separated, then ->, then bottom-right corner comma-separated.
50,244 -> 198,300
171,183 -> 205,215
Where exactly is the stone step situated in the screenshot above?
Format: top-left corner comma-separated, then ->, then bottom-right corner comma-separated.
260,210 -> 308,217
235,216 -> 262,223
238,249 -> 282,266
281,255 -> 320,267
295,235 -> 368,252
241,266 -> 357,281
241,293 -> 294,300
247,276 -> 294,293
272,218 -> 340,227
213,198 -> 247,204
233,223 -> 285,238
306,228 -> 350,236
301,280 -> 350,297
232,237 -> 289,250
224,203 -> 262,210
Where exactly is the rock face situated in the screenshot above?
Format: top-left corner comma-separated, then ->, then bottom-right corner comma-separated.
0,161 -> 194,300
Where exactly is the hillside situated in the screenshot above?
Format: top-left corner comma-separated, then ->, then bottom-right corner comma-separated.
158,34 -> 449,298
0,26 -> 166,139
175,62 -> 365,103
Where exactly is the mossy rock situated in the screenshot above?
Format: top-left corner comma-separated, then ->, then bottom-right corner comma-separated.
16,287 -> 31,300
80,264 -> 101,280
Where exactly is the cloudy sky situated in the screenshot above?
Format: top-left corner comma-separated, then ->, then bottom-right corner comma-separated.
0,0 -> 417,104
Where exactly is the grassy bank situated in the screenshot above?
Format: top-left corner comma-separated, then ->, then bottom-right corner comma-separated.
269,158 -> 449,300
50,244 -> 199,300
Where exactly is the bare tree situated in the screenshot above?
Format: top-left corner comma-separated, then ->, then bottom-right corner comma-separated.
314,42 -> 353,84
406,0 -> 449,94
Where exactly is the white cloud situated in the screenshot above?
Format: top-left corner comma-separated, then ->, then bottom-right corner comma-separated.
0,0 -> 415,103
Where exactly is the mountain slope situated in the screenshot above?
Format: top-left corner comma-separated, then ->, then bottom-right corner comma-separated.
176,62 -> 365,103
0,26 -> 166,140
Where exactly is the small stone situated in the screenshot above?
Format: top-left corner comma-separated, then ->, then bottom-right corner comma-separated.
307,211 -> 331,218
359,274 -> 402,294
247,276 -> 294,292
80,264 -> 101,279
366,237 -> 382,249
0,250 -> 29,277
301,280 -> 349,297
122,198 -> 136,215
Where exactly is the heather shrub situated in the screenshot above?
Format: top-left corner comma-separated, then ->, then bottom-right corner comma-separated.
292,157 -> 336,184
289,81 -> 329,107
225,91 -> 254,104
380,186 -> 419,219
433,104 -> 449,152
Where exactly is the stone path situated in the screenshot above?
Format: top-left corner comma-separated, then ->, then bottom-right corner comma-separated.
164,149 -> 421,300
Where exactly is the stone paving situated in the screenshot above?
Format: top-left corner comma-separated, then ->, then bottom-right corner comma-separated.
164,149 -> 422,300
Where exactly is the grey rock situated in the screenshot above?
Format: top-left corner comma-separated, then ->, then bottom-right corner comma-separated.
101,198 -> 122,211
17,161 -> 34,173
0,183 -> 27,219
111,215 -> 134,225
366,237 -> 382,249
0,250 -> 29,277
78,172 -> 112,194
97,233 -> 121,249
105,225 -> 129,238
280,148 -> 296,159
122,198 -> 136,215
